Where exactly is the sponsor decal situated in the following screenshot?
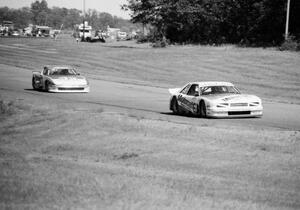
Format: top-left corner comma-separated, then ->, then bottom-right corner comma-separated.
193,103 -> 198,113
223,95 -> 240,101
178,95 -> 198,113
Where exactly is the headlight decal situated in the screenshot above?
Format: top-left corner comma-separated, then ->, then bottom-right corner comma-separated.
249,102 -> 260,106
216,103 -> 229,108
48,80 -> 55,86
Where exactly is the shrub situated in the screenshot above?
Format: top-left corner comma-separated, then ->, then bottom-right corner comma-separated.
279,36 -> 300,51
136,27 -> 169,48
136,34 -> 151,43
152,39 -> 167,48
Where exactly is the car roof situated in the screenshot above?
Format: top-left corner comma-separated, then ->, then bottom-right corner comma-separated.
44,65 -> 74,70
189,81 -> 234,87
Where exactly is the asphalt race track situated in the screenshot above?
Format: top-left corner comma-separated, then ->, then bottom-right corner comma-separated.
1,64 -> 299,131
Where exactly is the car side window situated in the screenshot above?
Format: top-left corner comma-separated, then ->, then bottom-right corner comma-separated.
42,67 -> 48,75
201,87 -> 212,95
187,84 -> 199,96
180,84 -> 191,95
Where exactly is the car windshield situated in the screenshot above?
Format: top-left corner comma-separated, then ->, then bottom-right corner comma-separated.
201,86 -> 240,95
50,68 -> 77,76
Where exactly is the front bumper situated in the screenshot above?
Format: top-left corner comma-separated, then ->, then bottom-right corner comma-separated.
206,106 -> 263,118
48,84 -> 90,93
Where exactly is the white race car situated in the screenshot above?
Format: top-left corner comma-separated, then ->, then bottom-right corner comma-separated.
32,65 -> 90,93
169,81 -> 263,118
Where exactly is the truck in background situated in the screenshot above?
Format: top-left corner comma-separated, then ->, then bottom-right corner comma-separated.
77,21 -> 92,42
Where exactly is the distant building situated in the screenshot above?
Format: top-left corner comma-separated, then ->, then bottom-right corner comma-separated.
24,24 -> 33,36
106,26 -> 128,41
107,25 -> 120,40
0,21 -> 14,35
78,21 -> 92,41
33,25 -> 51,37
3,21 -> 14,29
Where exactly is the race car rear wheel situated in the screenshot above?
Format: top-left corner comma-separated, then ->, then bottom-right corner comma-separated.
171,97 -> 181,115
200,100 -> 207,118
32,77 -> 38,90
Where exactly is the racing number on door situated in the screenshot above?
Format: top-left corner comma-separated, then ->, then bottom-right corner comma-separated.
177,84 -> 200,113
178,94 -> 196,112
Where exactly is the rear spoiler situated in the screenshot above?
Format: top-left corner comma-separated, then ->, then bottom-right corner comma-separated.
168,88 -> 181,95
32,71 -> 41,75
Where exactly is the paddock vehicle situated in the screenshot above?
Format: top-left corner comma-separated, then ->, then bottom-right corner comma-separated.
75,22 -> 92,42
169,81 -> 263,118
32,65 -> 90,93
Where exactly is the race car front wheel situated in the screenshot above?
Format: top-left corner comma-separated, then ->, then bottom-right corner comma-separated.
200,101 -> 207,118
44,81 -> 50,92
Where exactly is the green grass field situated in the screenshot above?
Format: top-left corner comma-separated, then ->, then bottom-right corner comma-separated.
0,36 -> 299,209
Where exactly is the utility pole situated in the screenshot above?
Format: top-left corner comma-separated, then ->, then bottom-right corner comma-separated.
285,0 -> 291,40
82,0 -> 85,41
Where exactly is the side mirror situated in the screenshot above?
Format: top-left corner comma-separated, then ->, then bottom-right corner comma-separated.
194,93 -> 199,97
77,73 -> 80,75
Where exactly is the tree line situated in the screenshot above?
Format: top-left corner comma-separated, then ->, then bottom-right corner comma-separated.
0,0 -> 137,32
123,0 -> 300,46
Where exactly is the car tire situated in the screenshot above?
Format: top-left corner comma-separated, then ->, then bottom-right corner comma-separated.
171,97 -> 178,114
200,100 -> 207,118
44,81 -> 49,92
32,77 -> 38,90
171,97 -> 183,115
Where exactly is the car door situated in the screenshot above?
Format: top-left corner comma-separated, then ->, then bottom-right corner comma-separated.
177,84 -> 191,111
185,84 -> 200,113
41,67 -> 50,88
33,68 -> 45,89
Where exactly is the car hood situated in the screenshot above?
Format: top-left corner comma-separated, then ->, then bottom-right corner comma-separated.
204,94 -> 261,103
49,75 -> 88,85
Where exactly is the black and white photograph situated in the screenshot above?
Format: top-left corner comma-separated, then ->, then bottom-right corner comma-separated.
0,0 -> 299,209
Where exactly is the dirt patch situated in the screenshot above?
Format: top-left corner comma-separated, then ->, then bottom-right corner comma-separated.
115,152 -> 139,160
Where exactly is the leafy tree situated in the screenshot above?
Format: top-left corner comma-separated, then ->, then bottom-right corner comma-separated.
13,7 -> 33,28
0,7 -> 32,29
0,1 -> 143,33
31,0 -> 49,25
63,9 -> 82,29
98,12 -> 115,29
122,0 -> 169,39
253,0 -> 286,45
123,0 -> 299,45
0,7 -> 13,22
289,0 -> 300,38
47,7 -> 64,28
